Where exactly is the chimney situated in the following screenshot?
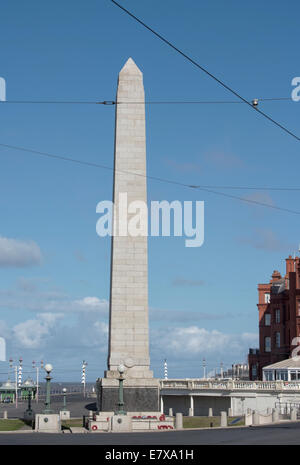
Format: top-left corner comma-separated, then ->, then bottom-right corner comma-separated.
270,270 -> 282,283
297,259 -> 300,289
286,255 -> 295,274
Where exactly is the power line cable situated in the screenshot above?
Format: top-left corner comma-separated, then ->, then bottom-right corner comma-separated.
0,97 -> 293,105
1,140 -> 300,215
0,100 -> 114,105
110,0 -> 300,142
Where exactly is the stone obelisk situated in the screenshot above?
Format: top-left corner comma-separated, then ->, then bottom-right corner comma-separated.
97,58 -> 159,412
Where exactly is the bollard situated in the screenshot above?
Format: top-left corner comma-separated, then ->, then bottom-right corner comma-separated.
272,409 -> 279,423
220,411 -> 227,428
169,408 -> 173,417
3,411 -> 7,420
208,408 -> 213,417
253,411 -> 260,425
228,408 -> 233,417
188,407 -> 193,417
175,413 -> 183,430
291,408 -> 297,421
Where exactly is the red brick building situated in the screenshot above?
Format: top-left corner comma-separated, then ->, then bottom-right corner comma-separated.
249,255 -> 300,380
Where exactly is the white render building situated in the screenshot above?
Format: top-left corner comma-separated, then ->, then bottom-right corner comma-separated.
263,358 -> 300,381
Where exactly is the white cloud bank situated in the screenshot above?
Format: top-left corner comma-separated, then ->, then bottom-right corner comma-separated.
12,313 -> 64,349
0,237 -> 42,267
152,326 -> 258,362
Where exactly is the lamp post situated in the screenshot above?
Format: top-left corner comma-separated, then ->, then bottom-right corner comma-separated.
81,360 -> 87,398
27,388 -> 32,412
62,388 -> 67,411
24,386 -> 34,423
203,358 -> 206,379
18,357 -> 23,387
116,364 -> 126,415
32,360 -> 40,404
164,359 -> 168,380
43,364 -> 53,414
14,366 -> 18,408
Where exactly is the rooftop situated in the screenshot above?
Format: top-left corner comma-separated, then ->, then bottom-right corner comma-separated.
263,358 -> 300,370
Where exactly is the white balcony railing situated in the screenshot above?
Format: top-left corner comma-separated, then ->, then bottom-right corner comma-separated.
160,379 -> 300,391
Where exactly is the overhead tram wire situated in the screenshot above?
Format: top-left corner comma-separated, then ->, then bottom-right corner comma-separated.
110,0 -> 300,143
0,97 -> 293,105
1,141 -> 300,216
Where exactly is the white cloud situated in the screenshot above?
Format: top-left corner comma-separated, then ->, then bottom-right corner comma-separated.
0,237 -> 42,268
73,297 -> 108,312
152,326 -> 258,361
12,313 -> 63,349
0,285 -> 109,314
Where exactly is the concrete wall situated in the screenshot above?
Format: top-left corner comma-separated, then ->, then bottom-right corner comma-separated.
163,396 -> 190,416
163,395 -> 231,416
162,391 -> 300,416
194,396 -> 231,416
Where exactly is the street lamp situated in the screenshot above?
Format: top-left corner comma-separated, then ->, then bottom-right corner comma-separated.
62,388 -> 67,411
43,364 -> 53,414
116,364 -> 126,415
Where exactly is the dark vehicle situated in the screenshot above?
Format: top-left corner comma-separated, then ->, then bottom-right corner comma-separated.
3,397 -> 12,403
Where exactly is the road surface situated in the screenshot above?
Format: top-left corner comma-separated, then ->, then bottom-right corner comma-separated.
0,422 -> 299,445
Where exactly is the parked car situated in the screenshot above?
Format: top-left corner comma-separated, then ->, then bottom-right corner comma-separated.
3,397 -> 12,403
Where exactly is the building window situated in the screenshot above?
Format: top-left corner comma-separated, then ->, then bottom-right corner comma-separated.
290,371 -> 300,381
265,337 -> 271,352
276,370 -> 288,381
264,370 -> 274,381
265,313 -> 271,326
275,332 -> 280,348
265,293 -> 270,303
275,309 -> 280,323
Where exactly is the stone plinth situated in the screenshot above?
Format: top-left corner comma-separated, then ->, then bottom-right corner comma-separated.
97,377 -> 160,412
60,410 -> 70,420
35,414 -> 61,433
111,415 -> 132,432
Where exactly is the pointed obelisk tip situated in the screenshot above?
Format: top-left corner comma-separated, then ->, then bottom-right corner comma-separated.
119,57 -> 143,77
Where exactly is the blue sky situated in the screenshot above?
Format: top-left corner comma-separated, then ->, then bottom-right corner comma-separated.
0,0 -> 300,382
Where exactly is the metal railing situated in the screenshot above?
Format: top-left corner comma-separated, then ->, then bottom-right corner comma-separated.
160,379 -> 300,391
275,402 -> 300,417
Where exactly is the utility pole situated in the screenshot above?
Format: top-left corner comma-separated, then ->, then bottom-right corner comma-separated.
164,359 -> 168,380
14,366 -> 18,408
9,358 -> 18,408
82,360 -> 87,397
9,357 -> 13,378
203,358 -> 206,379
18,357 -> 23,387
32,360 -> 40,403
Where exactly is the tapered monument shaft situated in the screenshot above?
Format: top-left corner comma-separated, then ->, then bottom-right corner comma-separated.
107,57 -> 152,378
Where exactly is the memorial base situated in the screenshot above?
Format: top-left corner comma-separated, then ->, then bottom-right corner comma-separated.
96,378 -> 160,412
35,414 -> 61,433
